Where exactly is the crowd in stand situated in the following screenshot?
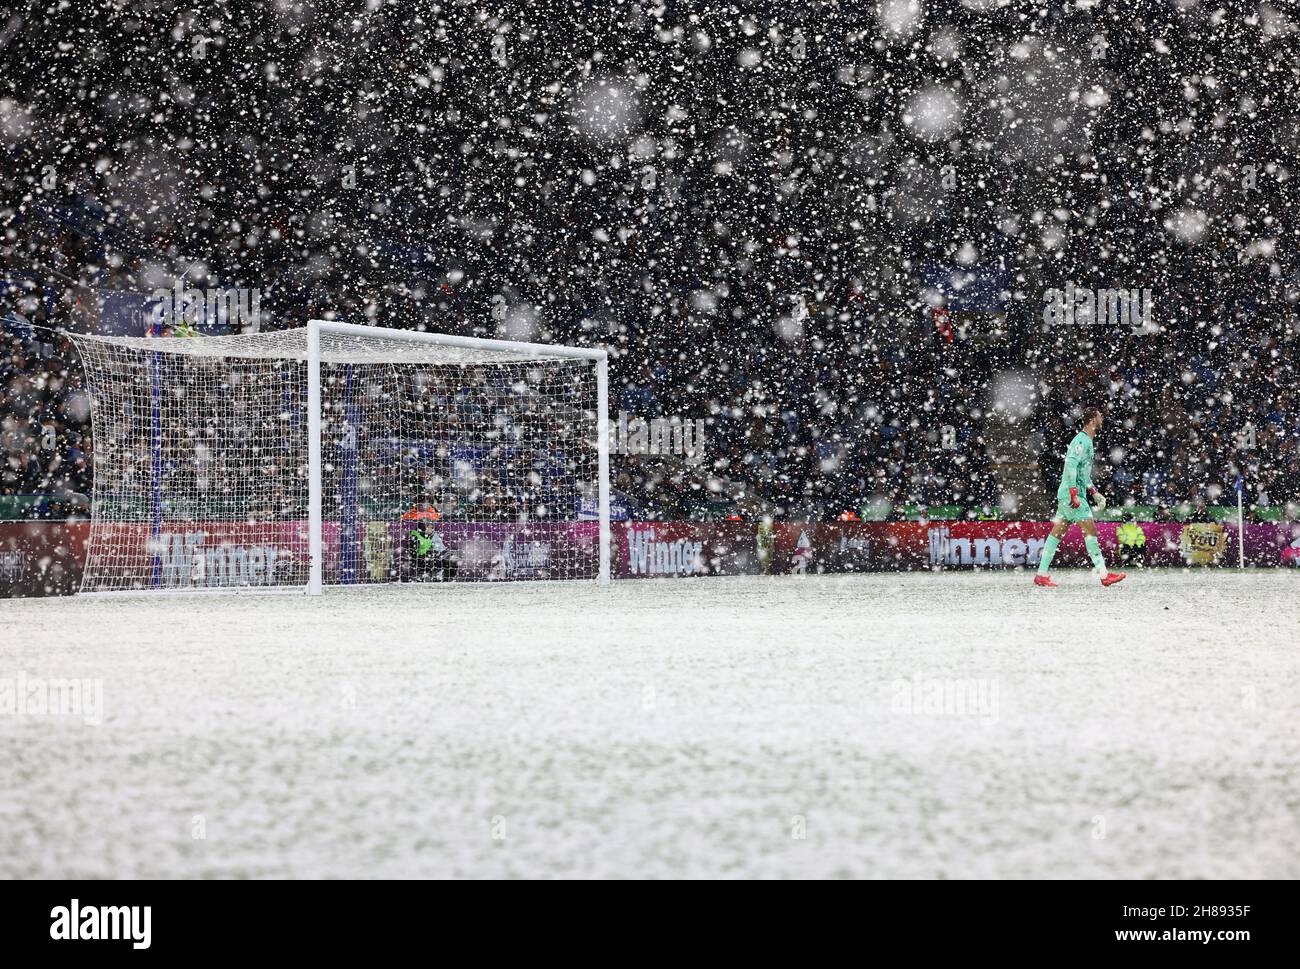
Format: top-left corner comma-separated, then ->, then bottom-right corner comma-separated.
0,321 -> 91,516
610,319 -> 1002,521
603,318 -> 1296,523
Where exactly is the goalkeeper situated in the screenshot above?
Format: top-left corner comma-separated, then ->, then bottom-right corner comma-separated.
1034,407 -> 1126,588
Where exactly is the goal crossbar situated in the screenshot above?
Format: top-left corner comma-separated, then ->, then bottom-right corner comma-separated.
311,320 -> 609,362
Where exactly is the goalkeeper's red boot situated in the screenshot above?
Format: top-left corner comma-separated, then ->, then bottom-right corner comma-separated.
1101,571 -> 1127,587
1033,574 -> 1057,588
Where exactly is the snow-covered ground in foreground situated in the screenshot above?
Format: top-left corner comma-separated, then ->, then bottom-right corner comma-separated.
2,570 -> 1298,879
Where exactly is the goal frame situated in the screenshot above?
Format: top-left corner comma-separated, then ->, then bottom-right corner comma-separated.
304,320 -> 611,594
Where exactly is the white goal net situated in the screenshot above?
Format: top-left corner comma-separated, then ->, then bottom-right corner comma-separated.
70,322 -> 610,593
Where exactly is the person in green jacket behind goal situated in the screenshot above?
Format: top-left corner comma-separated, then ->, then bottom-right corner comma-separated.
405,505 -> 459,582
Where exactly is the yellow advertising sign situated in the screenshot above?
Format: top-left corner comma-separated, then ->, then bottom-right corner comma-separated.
1180,522 -> 1226,565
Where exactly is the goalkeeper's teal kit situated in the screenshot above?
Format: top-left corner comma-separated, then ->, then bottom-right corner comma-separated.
1037,425 -> 1124,585
1055,431 -> 1095,522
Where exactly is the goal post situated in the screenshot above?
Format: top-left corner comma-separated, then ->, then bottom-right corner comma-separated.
307,321 -> 322,594
71,321 -> 611,594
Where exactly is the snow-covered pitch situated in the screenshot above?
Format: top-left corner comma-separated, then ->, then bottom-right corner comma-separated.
2,570 -> 1297,879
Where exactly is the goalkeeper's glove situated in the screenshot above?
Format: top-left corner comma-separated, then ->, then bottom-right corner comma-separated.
1069,487 -> 1080,509
1090,488 -> 1107,512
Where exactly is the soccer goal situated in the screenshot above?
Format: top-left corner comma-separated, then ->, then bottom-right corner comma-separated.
70,321 -> 611,594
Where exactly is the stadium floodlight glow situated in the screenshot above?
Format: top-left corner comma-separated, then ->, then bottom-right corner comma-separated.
71,321 -> 611,594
